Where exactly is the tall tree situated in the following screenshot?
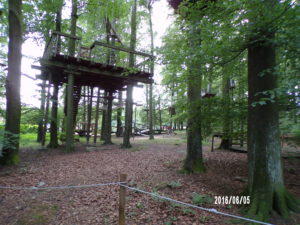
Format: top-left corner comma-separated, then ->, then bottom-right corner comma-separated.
37,81 -> 46,142
48,1 -> 63,148
0,0 -> 22,165
93,88 -> 101,143
122,0 -> 137,148
246,0 -> 300,220
147,0 -> 154,140
183,25 -> 205,173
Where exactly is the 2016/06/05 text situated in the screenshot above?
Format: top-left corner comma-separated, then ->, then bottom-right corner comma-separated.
214,196 -> 250,205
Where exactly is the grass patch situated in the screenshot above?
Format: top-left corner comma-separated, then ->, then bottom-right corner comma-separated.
192,192 -> 214,205
20,133 -> 43,148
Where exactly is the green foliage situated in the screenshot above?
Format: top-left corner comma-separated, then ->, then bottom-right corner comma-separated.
0,130 -> 19,153
191,192 -> 213,206
20,124 -> 38,134
167,180 -> 182,188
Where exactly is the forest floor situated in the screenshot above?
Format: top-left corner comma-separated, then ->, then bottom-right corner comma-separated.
0,133 -> 300,225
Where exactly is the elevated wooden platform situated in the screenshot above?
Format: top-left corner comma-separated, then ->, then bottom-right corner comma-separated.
32,31 -> 154,152
33,31 -> 154,91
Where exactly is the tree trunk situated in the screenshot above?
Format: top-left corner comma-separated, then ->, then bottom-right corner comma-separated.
116,91 -> 123,137
48,82 -> 59,148
146,1 -> 155,139
83,86 -> 87,130
158,95 -> 162,130
86,86 -> 93,143
183,69 -> 205,173
68,0 -> 77,56
0,0 -> 22,165
183,27 -> 205,173
247,0 -> 300,220
37,81 -> 46,142
104,91 -> 113,145
41,81 -> 51,146
65,73 -> 74,152
93,88 -> 100,144
122,0 -> 137,148
100,91 -> 107,141
48,1 -> 63,149
219,73 -> 231,150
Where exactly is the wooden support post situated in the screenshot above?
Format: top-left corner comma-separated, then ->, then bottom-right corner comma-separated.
119,174 -> 127,225
66,72 -> 75,152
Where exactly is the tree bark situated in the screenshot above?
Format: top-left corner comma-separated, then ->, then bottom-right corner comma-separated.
246,0 -> 300,220
48,82 -> 59,148
0,0 -> 22,165
183,27 -> 205,173
37,81 -> 46,142
48,1 -> 63,149
116,91 -> 123,137
219,73 -> 231,150
65,73 -> 74,152
93,88 -> 101,143
122,0 -> 137,148
86,86 -> 93,143
148,3 -> 154,140
100,91 -> 107,141
68,0 -> 77,56
183,68 -> 205,173
41,81 -> 51,146
104,91 -> 113,145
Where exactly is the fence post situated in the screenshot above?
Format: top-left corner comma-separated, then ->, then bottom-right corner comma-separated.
119,174 -> 127,225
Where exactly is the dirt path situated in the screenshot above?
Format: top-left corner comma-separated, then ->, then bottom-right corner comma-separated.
0,136 -> 299,225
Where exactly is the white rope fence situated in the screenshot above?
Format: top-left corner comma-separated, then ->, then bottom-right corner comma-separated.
0,182 -> 123,190
0,180 -> 275,225
121,184 -> 274,225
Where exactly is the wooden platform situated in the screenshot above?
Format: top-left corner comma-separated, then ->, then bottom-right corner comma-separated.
33,31 -> 154,91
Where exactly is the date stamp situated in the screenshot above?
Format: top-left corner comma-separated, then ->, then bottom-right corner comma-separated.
214,196 -> 250,205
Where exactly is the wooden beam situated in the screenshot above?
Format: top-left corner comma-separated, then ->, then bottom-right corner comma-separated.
52,30 -> 81,40
40,59 -> 153,84
91,41 -> 154,59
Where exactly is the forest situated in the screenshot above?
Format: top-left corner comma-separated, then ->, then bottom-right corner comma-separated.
0,0 -> 300,224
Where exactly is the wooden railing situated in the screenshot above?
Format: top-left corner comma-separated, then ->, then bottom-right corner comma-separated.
43,31 -> 154,73
43,31 -> 82,59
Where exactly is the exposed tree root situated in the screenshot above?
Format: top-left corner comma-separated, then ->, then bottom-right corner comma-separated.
246,186 -> 300,223
183,157 -> 206,173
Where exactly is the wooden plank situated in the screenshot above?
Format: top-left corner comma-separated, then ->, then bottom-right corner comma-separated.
40,59 -> 153,84
91,41 -> 154,58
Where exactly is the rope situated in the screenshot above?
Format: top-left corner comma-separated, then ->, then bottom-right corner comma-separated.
0,180 -> 275,225
0,182 -> 124,190
120,184 -> 274,225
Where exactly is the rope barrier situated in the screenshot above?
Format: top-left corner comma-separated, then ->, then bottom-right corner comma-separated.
120,184 -> 274,225
0,180 -> 275,225
0,182 -> 124,190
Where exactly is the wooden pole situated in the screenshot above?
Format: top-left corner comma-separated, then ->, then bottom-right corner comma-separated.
118,174 -> 127,225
